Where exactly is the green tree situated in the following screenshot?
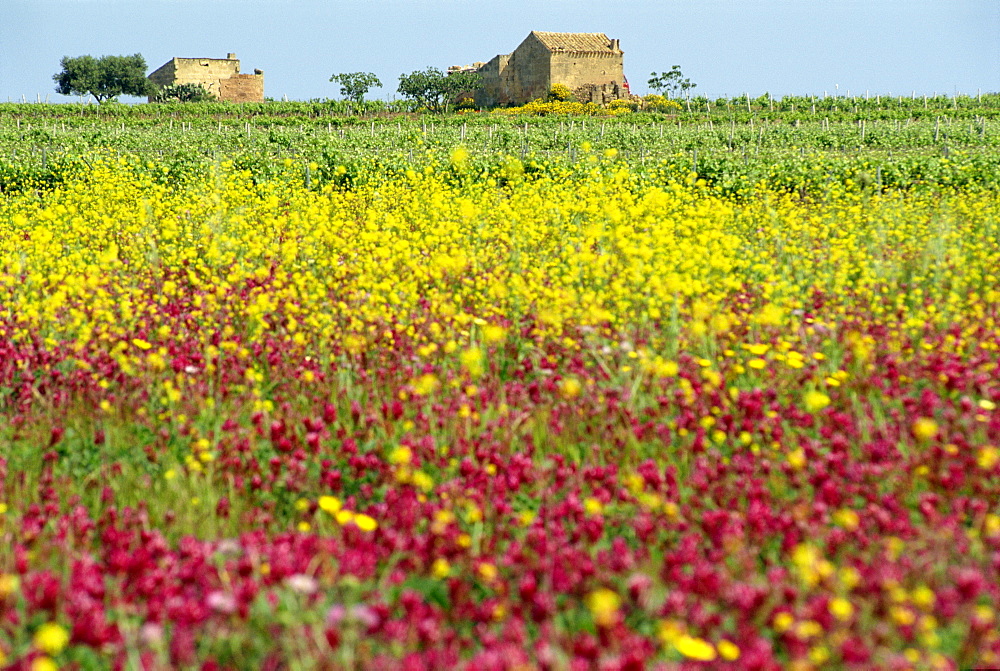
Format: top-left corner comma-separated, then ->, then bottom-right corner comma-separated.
648,66 -> 696,99
329,72 -> 382,104
152,83 -> 215,103
53,54 -> 153,103
397,67 -> 482,112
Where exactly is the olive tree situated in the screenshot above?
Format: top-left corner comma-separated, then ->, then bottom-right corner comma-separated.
329,72 -> 382,104
53,54 -> 153,103
397,67 -> 481,112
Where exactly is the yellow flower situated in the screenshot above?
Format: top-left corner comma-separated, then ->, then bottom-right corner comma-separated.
829,597 -> 854,620
431,558 -> 451,578
0,573 -> 20,597
656,619 -> 684,644
560,377 -> 582,399
674,635 -> 716,661
318,496 -> 342,514
34,622 -> 69,655
787,448 -> 806,470
747,358 -> 767,369
31,658 -> 58,671
477,563 -> 498,582
773,612 -> 794,632
411,470 -> 434,492
483,324 -> 506,342
449,145 -> 470,168
583,497 -> 604,516
412,373 -> 440,395
912,417 -> 938,441
388,446 -> 412,465
803,390 -> 830,413
585,588 -> 621,627
832,508 -> 859,531
131,338 -> 152,350
977,446 -> 998,470
912,585 -> 936,609
353,514 -> 378,532
460,347 -> 485,378
717,639 -> 740,661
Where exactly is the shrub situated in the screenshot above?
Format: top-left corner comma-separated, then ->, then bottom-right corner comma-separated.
152,83 -> 215,103
548,83 -> 573,102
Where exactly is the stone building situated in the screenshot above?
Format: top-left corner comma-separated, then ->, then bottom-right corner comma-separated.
457,32 -> 628,107
147,53 -> 264,102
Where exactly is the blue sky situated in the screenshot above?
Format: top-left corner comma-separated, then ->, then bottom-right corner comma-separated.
2,0 -> 998,103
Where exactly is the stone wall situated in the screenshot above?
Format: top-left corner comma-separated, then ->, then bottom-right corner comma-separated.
550,51 -> 623,93
147,55 -> 264,102
506,34 -> 552,104
471,32 -> 626,107
474,55 -> 511,107
219,74 -> 265,103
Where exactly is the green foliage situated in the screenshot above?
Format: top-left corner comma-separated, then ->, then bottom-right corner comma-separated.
152,83 -> 215,103
329,72 -> 382,104
648,66 -> 696,98
53,54 -> 153,103
397,67 -> 482,113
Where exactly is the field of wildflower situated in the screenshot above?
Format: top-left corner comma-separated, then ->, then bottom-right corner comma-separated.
1,104 -> 999,669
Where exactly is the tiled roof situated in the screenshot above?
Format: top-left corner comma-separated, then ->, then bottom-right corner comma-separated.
530,31 -> 617,53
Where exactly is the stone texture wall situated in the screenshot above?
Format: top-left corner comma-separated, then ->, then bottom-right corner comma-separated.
550,51 -> 623,93
475,55 -> 511,107
147,56 -> 264,102
471,32 -> 626,107
506,34 -> 552,104
572,82 -> 629,105
219,74 -> 265,103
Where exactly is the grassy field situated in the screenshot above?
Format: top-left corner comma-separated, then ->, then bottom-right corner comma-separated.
1,102 -> 999,669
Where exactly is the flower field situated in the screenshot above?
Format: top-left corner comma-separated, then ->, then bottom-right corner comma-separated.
1,108 -> 1000,669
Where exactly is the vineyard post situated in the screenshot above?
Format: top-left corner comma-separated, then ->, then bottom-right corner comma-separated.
746,93 -> 751,114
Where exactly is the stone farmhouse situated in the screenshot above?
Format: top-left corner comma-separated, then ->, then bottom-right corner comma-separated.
147,53 -> 264,103
451,31 -> 629,107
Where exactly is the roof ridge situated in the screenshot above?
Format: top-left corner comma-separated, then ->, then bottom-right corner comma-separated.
528,31 -> 618,53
